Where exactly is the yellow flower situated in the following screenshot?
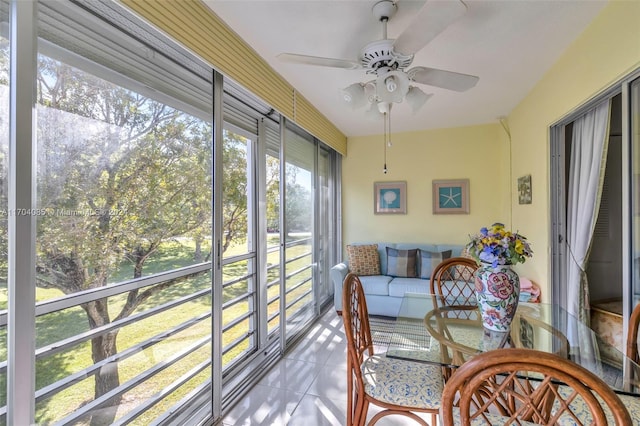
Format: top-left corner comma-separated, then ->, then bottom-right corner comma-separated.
515,239 -> 524,254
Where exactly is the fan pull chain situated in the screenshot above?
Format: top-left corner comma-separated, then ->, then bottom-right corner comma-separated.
383,111 -> 388,174
387,111 -> 392,147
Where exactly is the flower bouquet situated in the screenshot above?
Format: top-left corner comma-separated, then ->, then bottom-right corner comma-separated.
465,222 -> 533,268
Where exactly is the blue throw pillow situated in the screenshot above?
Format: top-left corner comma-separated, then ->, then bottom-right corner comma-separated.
418,249 -> 452,279
386,247 -> 418,278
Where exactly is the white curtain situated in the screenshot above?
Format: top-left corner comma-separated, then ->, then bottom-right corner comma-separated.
566,99 -> 611,325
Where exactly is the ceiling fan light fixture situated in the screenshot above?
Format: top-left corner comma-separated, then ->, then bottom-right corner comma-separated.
364,82 -> 377,103
342,83 -> 367,108
405,86 -> 433,113
376,70 -> 409,103
385,76 -> 398,92
365,102 -> 384,121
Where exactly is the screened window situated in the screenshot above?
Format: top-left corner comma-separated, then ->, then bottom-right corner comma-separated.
0,1 -> 342,424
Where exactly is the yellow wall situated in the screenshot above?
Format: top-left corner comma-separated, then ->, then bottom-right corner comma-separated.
343,123 -> 511,248
506,0 -> 640,299
342,1 -> 640,301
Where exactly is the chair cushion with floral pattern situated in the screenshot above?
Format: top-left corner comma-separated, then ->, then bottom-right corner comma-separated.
361,354 -> 443,410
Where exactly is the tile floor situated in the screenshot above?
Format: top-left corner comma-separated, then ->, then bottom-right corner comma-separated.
221,309 -> 438,425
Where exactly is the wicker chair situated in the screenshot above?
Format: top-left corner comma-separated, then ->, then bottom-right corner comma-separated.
441,348 -> 632,425
428,257 -> 479,379
621,302 -> 640,419
429,257 -> 479,309
627,302 -> 640,364
341,272 -> 443,425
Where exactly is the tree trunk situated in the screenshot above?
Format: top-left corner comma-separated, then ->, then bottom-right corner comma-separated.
132,243 -> 159,279
194,236 -> 203,262
133,246 -> 144,279
82,298 -> 122,426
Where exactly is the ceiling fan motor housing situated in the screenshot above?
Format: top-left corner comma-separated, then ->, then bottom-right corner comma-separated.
360,39 -> 413,73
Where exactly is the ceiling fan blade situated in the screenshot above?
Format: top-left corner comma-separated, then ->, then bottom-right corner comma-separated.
409,66 -> 479,92
277,53 -> 361,70
393,0 -> 467,55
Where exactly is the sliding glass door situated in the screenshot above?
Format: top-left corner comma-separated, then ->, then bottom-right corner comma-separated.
551,72 -> 640,351
316,145 -> 335,305
265,147 -> 282,336
220,126 -> 258,370
0,4 -> 8,422
33,40 -> 214,426
281,124 -> 339,340
631,77 -> 640,309
283,126 -> 315,338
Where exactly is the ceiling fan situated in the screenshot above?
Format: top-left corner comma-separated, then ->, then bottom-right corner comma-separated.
277,0 -> 479,115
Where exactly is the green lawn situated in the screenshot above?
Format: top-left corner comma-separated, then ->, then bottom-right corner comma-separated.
0,235 -> 315,425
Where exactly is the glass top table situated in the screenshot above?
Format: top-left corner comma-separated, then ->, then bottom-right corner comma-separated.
385,293 -> 640,396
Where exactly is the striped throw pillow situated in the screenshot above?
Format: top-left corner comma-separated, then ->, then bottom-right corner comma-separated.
386,247 -> 418,278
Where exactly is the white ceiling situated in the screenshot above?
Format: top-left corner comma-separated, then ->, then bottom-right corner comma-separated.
203,0 -> 607,137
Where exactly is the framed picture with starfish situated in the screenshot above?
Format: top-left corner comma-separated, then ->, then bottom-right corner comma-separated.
432,179 -> 469,214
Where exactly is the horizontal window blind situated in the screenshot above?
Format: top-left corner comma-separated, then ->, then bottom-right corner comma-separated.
40,0 -> 213,120
285,124 -> 315,172
224,98 -> 259,136
223,78 -> 281,139
264,120 -> 281,158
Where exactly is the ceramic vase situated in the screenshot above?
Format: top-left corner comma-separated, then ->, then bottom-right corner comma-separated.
475,263 -> 520,332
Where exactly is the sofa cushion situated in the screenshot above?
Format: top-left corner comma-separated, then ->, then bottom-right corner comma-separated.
359,275 -> 393,296
418,249 -> 452,279
386,247 -> 418,278
347,244 -> 381,276
388,277 -> 430,298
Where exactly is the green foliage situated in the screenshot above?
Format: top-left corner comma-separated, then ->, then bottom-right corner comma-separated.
35,56 -> 213,294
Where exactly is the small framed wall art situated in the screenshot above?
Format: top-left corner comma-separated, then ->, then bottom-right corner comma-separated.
518,175 -> 532,204
432,179 -> 470,214
374,181 -> 407,214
